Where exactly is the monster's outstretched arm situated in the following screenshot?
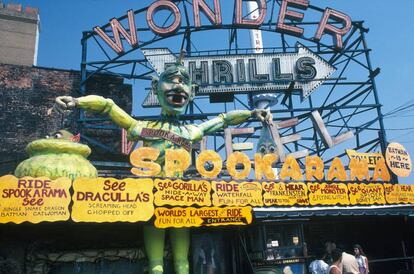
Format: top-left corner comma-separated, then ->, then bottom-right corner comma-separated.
56,95 -> 143,138
190,109 -> 270,141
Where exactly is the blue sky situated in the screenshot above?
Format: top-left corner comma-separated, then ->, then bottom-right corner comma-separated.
9,0 -> 414,183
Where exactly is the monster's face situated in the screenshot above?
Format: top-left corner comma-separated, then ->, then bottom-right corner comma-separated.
257,124 -> 278,156
45,130 -> 76,141
257,140 -> 277,155
153,64 -> 194,116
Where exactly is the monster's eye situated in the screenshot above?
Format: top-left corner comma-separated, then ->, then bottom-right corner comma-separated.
181,70 -> 190,83
169,76 -> 180,84
260,146 -> 266,154
45,135 -> 50,139
54,133 -> 63,139
269,146 -> 275,153
172,76 -> 186,84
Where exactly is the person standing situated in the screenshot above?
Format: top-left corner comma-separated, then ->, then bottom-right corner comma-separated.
323,242 -> 336,265
353,244 -> 369,274
341,250 -> 359,274
329,249 -> 342,274
324,242 -> 358,274
309,249 -> 329,274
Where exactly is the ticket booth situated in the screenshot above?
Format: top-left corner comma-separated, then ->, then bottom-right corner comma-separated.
242,221 -> 306,274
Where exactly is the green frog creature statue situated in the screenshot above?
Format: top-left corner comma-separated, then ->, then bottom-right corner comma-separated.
15,129 -> 97,180
55,54 -> 271,274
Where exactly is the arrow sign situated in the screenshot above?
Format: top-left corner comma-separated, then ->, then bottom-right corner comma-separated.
142,43 -> 335,107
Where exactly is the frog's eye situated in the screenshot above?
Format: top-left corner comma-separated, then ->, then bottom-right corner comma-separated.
269,146 -> 275,153
45,135 -> 50,139
54,132 -> 63,139
260,146 -> 266,154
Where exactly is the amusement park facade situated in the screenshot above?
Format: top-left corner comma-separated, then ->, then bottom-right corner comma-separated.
0,1 -> 414,274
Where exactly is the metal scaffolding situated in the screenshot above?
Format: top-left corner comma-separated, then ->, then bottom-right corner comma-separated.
79,0 -> 388,174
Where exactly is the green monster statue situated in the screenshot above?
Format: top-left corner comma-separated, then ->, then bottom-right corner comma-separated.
15,130 -> 97,180
55,53 -> 271,274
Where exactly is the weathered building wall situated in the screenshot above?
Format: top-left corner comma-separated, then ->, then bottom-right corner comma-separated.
0,63 -> 132,175
0,2 -> 40,66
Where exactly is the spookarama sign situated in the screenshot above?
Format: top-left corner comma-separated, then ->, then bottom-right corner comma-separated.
0,176 -> 71,224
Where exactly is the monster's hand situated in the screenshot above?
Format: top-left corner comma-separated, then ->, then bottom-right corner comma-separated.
55,96 -> 78,113
252,109 -> 273,124
55,95 -> 139,132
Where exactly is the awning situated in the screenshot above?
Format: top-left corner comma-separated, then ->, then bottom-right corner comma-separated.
253,204 -> 414,218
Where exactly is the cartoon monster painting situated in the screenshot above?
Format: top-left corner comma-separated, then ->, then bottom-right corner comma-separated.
55,54 -> 271,274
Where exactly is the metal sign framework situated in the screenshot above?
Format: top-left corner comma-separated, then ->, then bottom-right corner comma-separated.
79,0 -> 387,174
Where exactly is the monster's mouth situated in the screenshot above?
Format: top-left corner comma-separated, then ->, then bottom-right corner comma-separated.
165,89 -> 189,107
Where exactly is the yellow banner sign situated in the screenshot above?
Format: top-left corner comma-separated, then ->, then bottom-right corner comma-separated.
212,181 -> 263,206
262,182 -> 309,206
0,175 -> 71,224
348,183 -> 385,205
308,183 -> 349,206
395,184 -> 414,204
384,184 -> 414,204
72,178 -> 154,223
346,149 -> 384,168
384,184 -> 400,204
154,179 -> 211,206
154,206 -> 252,228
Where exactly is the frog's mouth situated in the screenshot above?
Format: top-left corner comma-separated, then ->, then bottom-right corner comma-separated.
26,139 -> 91,158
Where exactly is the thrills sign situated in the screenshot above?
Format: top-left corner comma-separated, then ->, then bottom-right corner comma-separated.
72,178 -> 154,223
142,45 -> 335,100
0,175 -> 71,224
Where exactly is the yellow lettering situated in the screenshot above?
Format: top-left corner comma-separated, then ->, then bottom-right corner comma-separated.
130,147 -> 161,177
227,152 -> 251,180
327,157 -> 347,181
349,158 -> 369,181
165,149 -> 191,178
305,156 -> 324,181
279,156 -> 302,180
372,158 -> 391,181
196,150 -> 223,178
254,153 -> 277,180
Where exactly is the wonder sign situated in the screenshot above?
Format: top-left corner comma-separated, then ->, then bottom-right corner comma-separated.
94,1 -> 352,53
142,44 -> 335,102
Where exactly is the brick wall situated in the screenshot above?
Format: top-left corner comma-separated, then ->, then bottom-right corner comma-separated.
0,63 -> 132,175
